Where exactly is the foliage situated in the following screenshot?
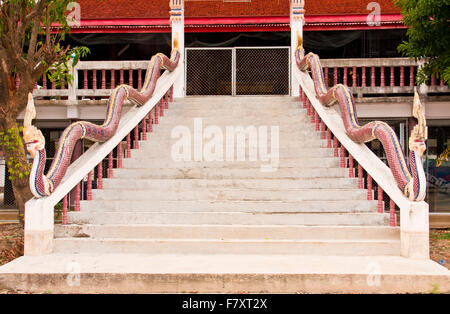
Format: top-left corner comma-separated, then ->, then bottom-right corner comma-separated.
394,0 -> 450,85
0,1 -> 90,216
0,127 -> 31,183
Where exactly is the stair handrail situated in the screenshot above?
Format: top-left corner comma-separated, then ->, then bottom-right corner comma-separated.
23,61 -> 182,255
293,62 -> 430,260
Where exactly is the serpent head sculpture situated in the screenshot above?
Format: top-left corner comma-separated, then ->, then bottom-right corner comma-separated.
296,48 -> 428,201
24,47 -> 180,198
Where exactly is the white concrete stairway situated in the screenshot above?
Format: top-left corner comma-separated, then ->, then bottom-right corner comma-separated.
54,96 -> 397,256
0,96 -> 448,293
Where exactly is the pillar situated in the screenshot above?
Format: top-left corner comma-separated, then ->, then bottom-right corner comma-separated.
170,0 -> 185,98
290,0 -> 305,97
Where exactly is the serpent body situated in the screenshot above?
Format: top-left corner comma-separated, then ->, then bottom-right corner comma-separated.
295,48 -> 427,201
25,48 -> 180,198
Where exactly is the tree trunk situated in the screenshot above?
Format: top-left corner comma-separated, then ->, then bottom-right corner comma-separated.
0,114 -> 34,226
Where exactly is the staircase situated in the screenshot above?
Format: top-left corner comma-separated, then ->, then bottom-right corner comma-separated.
0,96 -> 449,293
54,96 -> 398,256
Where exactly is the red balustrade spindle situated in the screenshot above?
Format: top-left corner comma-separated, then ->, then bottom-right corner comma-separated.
390,199 -> 396,226
108,151 -> 113,178
333,136 -> 339,157
410,66 -> 415,86
378,186 -> 384,213
83,69 -> 88,89
170,85 -> 174,102
302,91 -> 307,109
358,164 -> 363,189
138,69 -> 143,89
380,66 -> 385,87
340,145 -> 345,168
390,66 -> 395,87
43,74 -> 47,89
142,118 -> 147,141
117,143 -> 123,168
327,128 -> 332,148
431,75 -> 437,86
97,161 -> 103,189
62,195 -> 68,225
352,66 -> 357,87
154,104 -> 159,124
343,67 -> 348,85
334,67 -> 338,85
348,154 -> 354,177
101,69 -> 106,89
126,133 -> 131,158
165,92 -> 169,109
120,69 -> 124,85
148,110 -> 153,132
75,182 -> 81,212
371,66 -> 376,87
321,120 -> 326,140
111,69 -> 115,88
400,66 -> 405,87
315,112 -> 320,131
324,67 -> 329,88
134,125 -> 140,150
367,174 -> 373,200
299,85 -> 303,103
362,66 -> 366,87
87,171 -> 93,201
310,106 -> 316,124
92,70 -> 97,90
159,99 -> 164,117
129,69 -> 133,88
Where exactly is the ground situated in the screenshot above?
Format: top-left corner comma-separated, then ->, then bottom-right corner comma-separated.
0,223 -> 449,294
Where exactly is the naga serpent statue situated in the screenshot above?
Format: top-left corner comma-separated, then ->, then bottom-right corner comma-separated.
295,35 -> 428,201
23,43 -> 180,198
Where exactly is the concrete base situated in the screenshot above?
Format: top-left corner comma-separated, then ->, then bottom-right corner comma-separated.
24,230 -> 53,256
0,254 -> 448,294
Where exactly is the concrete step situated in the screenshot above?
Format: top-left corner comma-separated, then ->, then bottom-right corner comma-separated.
130,146 -> 335,158
136,138 -> 328,150
140,128 -> 322,139
52,237 -> 400,256
1,254 -> 448,293
120,157 -> 340,169
162,108 -> 308,117
80,199 -> 379,213
101,178 -> 360,190
54,224 -> 400,240
67,211 -> 389,226
90,188 -> 369,201
111,167 -> 350,179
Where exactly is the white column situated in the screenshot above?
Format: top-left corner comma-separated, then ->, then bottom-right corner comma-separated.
290,0 -> 305,97
170,0 -> 185,98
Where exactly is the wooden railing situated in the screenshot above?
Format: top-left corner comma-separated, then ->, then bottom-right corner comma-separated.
320,58 -> 448,98
29,57 -> 449,103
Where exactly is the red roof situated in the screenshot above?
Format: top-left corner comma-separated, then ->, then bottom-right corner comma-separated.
77,0 -> 400,19
73,0 -> 403,33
